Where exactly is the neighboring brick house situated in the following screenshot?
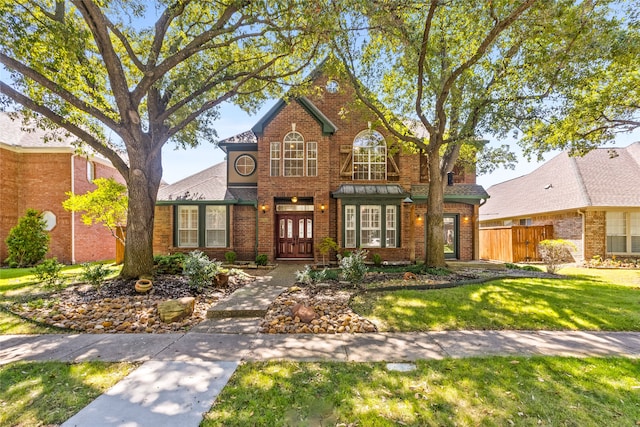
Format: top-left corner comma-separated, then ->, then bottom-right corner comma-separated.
479,143 -> 640,262
154,71 -> 488,264
0,113 -> 125,265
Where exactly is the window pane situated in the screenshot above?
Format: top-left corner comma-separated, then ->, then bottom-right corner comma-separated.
205,206 -> 226,247
284,132 -> 304,177
307,219 -> 312,238
270,142 -> 280,176
606,212 -> 625,235
345,205 -> 356,248
307,142 -> 317,176
632,213 -> 640,253
361,205 -> 381,247
386,206 -> 396,248
607,236 -> 626,253
178,206 -> 198,247
353,130 -> 386,180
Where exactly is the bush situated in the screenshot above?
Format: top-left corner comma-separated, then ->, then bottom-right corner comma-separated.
33,258 -> 64,289
372,253 -> 382,267
255,254 -> 268,266
338,249 -> 368,284
505,263 -> 542,272
5,209 -> 50,267
183,251 -> 222,292
80,263 -> 112,288
295,265 -> 314,285
538,239 -> 576,274
153,253 -> 185,274
225,251 -> 237,264
318,237 -> 339,265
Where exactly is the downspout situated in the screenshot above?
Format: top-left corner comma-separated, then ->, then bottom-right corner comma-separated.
577,209 -> 585,262
70,154 -> 77,264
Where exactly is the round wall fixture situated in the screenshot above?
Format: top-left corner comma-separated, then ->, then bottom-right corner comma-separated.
234,154 -> 256,176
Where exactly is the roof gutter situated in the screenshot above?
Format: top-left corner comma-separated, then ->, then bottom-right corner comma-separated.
70,154 -> 77,264
577,209 -> 586,262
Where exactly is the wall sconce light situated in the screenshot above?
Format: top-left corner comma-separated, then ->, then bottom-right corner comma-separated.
416,213 -> 422,220
463,216 -> 470,222
291,196 -> 298,203
320,204 -> 326,213
261,204 -> 267,214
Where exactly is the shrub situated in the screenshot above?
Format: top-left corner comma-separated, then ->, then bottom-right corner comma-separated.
80,263 -> 112,288
505,263 -> 542,272
538,239 -> 577,274
338,249 -> 368,284
5,209 -> 50,267
318,237 -> 339,266
295,265 -> 314,285
255,254 -> 268,266
372,253 -> 382,267
183,251 -> 222,292
33,258 -> 64,289
225,251 -> 237,264
153,253 -> 185,274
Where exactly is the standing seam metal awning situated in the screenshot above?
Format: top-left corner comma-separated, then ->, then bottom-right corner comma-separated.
331,184 -> 408,198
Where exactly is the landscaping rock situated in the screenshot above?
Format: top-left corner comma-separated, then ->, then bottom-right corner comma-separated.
158,297 -> 195,323
291,303 -> 317,323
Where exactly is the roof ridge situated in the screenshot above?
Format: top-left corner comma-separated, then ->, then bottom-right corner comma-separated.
567,155 -> 592,206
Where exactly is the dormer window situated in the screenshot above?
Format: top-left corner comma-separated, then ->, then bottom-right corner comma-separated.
353,130 -> 386,180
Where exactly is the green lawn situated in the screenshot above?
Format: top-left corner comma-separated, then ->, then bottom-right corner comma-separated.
351,267 -> 640,331
204,357 -> 640,426
0,361 -> 135,427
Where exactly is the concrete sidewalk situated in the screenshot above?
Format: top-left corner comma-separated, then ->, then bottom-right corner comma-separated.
3,330 -> 640,365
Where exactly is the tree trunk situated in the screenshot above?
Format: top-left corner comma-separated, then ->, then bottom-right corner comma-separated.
120,143 -> 163,279
425,143 -> 446,268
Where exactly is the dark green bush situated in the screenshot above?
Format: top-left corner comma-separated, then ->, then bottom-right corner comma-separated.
33,258 -> 64,289
80,263 -> 112,288
153,253 -> 185,274
225,251 -> 237,264
372,253 -> 382,267
255,254 -> 268,266
5,209 -> 50,267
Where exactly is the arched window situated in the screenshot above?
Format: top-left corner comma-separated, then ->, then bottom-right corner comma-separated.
283,131 -> 304,176
353,130 -> 386,180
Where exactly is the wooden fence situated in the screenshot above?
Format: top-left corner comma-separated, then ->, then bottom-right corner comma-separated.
479,225 -> 553,263
115,227 -> 125,265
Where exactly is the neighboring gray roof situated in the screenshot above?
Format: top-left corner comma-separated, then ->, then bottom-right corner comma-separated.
0,112 -> 77,150
218,130 -> 257,146
411,184 -> 490,203
480,142 -> 640,221
332,184 -> 407,198
157,162 -> 256,202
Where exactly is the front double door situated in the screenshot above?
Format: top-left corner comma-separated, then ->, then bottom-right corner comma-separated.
276,213 -> 313,259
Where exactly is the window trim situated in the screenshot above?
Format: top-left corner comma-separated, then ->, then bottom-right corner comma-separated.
175,205 -> 228,248
270,142 -> 281,176
283,131 -> 305,177
343,203 -> 398,248
606,211 -> 640,255
205,205 -> 227,248
177,205 -> 199,248
352,129 -> 387,181
234,154 -> 256,177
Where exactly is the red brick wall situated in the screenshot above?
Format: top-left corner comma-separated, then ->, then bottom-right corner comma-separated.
0,148 -> 123,265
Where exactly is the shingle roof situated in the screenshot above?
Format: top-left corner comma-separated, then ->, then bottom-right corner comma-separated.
219,130 -> 257,145
411,184 -> 490,201
480,142 -> 640,221
157,162 -> 257,202
0,112 -> 77,150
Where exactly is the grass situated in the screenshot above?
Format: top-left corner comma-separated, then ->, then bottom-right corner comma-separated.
351,267 -> 640,332
204,357 -> 640,426
0,361 -> 136,427
0,262 -> 120,334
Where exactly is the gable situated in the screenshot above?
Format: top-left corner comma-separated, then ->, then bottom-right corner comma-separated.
251,97 -> 338,136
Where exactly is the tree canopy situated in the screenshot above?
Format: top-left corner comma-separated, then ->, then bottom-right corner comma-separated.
0,0 -> 327,277
331,0 -> 633,266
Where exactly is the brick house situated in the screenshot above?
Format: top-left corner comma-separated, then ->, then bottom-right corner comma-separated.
154,71 -> 488,264
479,143 -> 640,262
0,113 -> 125,265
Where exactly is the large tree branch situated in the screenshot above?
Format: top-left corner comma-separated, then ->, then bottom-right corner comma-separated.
416,0 -> 439,133
148,0 -> 191,68
71,0 -> 133,124
0,52 -> 121,132
0,81 -> 130,175
104,18 -> 145,72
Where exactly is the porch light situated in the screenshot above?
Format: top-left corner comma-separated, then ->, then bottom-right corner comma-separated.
261,204 -> 267,214
320,204 -> 326,213
402,196 -> 413,204
291,196 -> 298,203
